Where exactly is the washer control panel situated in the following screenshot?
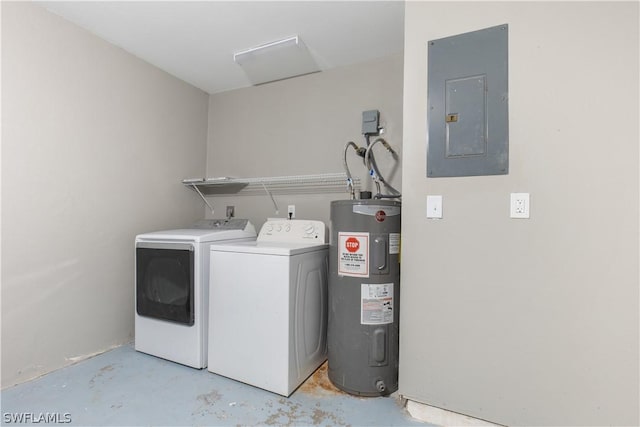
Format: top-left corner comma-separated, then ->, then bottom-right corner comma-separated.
258,219 -> 326,243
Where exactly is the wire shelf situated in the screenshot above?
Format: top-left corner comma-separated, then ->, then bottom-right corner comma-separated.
182,173 -> 360,196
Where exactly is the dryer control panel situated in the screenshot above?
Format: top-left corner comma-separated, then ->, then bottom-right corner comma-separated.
258,219 -> 326,243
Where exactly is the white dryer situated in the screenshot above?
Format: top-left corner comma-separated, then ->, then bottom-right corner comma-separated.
135,219 -> 256,368
208,219 -> 328,396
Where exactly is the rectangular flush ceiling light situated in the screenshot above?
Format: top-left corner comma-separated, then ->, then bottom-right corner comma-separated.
233,36 -> 321,85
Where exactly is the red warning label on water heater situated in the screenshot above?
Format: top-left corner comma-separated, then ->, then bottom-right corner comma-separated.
338,232 -> 369,277
345,237 -> 360,252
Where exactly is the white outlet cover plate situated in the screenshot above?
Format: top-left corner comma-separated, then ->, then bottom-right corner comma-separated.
427,195 -> 443,219
510,193 -> 530,218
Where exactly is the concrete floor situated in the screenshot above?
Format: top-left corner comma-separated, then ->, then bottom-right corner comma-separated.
1,345 -> 429,426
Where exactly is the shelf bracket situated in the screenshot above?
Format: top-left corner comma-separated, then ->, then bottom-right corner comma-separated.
261,182 -> 279,214
190,183 -> 215,216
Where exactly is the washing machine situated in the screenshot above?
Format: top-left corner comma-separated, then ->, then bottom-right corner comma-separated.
135,218 -> 256,368
208,219 -> 328,396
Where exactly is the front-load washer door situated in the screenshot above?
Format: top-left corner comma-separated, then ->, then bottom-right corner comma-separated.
136,242 -> 195,326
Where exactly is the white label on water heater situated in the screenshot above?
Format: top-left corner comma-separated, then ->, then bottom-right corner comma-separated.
338,232 -> 369,277
389,233 -> 400,255
361,283 -> 394,325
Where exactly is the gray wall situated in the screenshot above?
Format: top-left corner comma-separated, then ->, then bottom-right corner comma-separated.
204,54 -> 404,229
1,2 -> 208,388
399,2 -> 639,426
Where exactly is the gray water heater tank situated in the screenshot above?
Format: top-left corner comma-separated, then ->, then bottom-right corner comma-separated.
328,199 -> 401,396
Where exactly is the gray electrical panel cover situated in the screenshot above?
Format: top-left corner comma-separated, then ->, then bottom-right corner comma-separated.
427,24 -> 509,177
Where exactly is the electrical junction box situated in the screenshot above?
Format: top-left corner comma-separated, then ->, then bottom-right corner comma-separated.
427,24 -> 509,177
362,110 -> 380,135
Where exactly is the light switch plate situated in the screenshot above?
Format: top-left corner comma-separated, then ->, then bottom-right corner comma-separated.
427,195 -> 443,219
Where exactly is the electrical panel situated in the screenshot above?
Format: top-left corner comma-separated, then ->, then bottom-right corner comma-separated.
427,24 -> 509,177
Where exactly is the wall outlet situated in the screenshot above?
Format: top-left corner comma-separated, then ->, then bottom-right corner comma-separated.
287,205 -> 296,219
226,205 -> 235,218
510,193 -> 530,218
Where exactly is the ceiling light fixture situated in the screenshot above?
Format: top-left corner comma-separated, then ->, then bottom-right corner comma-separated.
233,35 -> 321,86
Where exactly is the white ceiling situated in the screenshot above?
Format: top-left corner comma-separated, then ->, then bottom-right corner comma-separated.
38,1 -> 405,94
